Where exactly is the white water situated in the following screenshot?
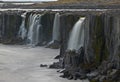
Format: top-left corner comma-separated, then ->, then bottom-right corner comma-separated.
52,13 -> 60,41
27,14 -> 42,46
18,12 -> 27,39
67,17 -> 85,50
0,44 -> 89,82
0,8 -> 110,11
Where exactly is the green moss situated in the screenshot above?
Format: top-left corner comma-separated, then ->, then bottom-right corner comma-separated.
92,15 -> 110,66
91,15 -> 111,66
92,15 -> 103,65
104,46 -> 109,60
90,79 -> 98,82
103,80 -> 112,82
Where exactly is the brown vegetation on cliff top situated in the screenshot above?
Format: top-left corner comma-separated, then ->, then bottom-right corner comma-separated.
32,0 -> 120,8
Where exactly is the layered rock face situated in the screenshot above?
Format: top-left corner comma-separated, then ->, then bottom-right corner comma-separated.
59,12 -> 120,82
0,11 -> 55,45
0,11 -> 22,44
0,10 -> 119,82
40,12 -> 55,45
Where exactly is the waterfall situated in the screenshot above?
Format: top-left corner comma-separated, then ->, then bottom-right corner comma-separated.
67,17 -> 85,50
18,12 -> 27,40
45,13 -> 60,49
27,14 -> 42,46
52,13 -> 60,41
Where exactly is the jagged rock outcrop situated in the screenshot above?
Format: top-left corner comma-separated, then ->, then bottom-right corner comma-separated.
58,11 -> 120,82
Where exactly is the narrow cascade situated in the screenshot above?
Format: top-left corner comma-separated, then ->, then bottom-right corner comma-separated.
46,13 -> 60,49
52,13 -> 60,41
27,14 -> 42,46
18,13 -> 27,40
67,17 -> 85,50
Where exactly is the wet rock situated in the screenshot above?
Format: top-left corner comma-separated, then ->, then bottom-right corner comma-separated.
87,71 -> 99,79
0,12 -> 22,44
60,70 -> 70,78
45,40 -> 60,49
54,55 -> 61,59
41,13 -> 55,44
60,67 -> 87,80
49,62 -> 62,69
57,69 -> 66,73
58,47 -> 88,80
58,13 -> 120,82
40,64 -> 48,67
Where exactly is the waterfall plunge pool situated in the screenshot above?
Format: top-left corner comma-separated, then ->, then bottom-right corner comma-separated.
0,44 -> 89,82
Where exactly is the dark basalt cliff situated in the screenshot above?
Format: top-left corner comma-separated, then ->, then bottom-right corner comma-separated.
0,10 -> 119,82
0,11 -> 55,45
58,11 -> 120,82
0,11 -> 22,44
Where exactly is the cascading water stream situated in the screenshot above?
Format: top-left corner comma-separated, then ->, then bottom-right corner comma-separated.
27,14 -> 42,46
27,14 -> 38,45
67,17 -> 85,50
45,13 -> 60,49
18,12 -> 27,40
52,13 -> 60,41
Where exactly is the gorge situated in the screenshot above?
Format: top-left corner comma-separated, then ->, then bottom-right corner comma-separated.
0,9 -> 120,82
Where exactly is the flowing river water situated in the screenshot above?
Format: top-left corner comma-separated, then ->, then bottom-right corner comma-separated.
0,44 -> 89,82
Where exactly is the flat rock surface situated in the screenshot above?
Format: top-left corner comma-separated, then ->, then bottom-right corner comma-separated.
0,44 -> 89,82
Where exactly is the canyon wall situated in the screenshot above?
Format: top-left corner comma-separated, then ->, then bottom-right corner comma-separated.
0,10 -> 119,82
59,11 -> 120,82
0,11 -> 22,44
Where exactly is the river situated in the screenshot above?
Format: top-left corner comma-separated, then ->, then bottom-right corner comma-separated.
0,44 -> 89,82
